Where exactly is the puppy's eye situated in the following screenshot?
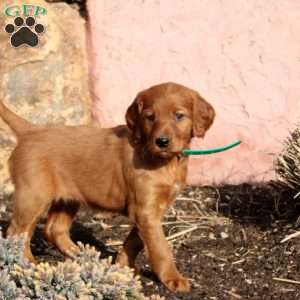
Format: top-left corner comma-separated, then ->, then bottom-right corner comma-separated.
175,112 -> 185,121
145,112 -> 155,122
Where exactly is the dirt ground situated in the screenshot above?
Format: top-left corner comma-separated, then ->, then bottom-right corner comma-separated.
1,183 -> 300,300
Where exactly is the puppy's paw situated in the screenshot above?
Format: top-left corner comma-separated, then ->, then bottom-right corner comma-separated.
63,243 -> 80,259
115,251 -> 140,273
163,276 -> 191,292
55,237 -> 80,259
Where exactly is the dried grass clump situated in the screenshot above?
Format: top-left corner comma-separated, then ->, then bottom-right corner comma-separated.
0,229 -> 164,300
275,127 -> 300,197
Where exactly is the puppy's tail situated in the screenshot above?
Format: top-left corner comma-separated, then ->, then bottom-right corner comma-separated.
0,101 -> 35,138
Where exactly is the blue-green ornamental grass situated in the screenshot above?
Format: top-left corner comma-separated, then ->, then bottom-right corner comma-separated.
0,229 -> 164,300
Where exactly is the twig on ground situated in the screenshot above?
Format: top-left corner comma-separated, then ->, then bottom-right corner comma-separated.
280,231 -> 300,243
240,228 -> 247,242
231,259 -> 245,265
176,197 -> 203,204
192,202 -> 203,215
224,289 -> 243,299
103,191 -> 229,248
273,277 -> 300,285
162,221 -> 192,226
105,240 -> 123,247
105,225 -> 204,247
166,226 -> 198,241
213,187 -> 221,214
204,252 -> 228,262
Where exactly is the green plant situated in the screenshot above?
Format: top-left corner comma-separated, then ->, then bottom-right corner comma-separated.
0,228 -> 164,300
0,270 -> 26,300
0,231 -> 29,271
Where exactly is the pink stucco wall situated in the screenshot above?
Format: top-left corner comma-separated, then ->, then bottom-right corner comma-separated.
87,0 -> 300,185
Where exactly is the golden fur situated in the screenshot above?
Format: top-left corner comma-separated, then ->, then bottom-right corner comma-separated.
1,82 -> 215,292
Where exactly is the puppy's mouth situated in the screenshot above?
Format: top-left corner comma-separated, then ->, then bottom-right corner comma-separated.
155,150 -> 173,158
146,140 -> 184,159
149,147 -> 183,159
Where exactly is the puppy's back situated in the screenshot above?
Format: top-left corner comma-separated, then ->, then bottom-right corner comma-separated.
9,125 -> 130,208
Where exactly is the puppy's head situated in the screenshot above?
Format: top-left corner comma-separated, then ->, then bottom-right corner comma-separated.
126,82 -> 215,159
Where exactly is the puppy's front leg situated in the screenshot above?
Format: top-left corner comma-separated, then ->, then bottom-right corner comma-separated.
136,212 -> 190,292
116,226 -> 144,271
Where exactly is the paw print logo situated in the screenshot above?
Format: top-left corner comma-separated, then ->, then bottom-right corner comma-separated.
5,16 -> 45,48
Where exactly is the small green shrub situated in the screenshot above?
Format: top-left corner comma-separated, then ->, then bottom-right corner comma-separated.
0,229 -> 164,300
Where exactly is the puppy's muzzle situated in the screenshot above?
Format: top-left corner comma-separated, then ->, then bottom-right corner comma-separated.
155,136 -> 170,148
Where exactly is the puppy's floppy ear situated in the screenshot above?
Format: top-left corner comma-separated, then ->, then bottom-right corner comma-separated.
192,92 -> 215,138
126,93 -> 144,139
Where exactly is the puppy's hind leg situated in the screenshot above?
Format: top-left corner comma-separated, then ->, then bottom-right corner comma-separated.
7,188 -> 51,264
44,200 -> 80,259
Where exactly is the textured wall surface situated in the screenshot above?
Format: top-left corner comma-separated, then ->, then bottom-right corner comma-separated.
87,0 -> 300,185
0,0 -> 91,193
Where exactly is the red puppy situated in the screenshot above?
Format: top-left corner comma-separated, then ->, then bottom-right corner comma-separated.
0,82 -> 215,292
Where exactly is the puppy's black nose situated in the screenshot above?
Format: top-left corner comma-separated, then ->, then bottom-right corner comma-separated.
155,136 -> 170,148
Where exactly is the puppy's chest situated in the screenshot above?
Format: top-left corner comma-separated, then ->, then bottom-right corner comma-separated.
157,165 -> 186,205
154,181 -> 182,217
163,159 -> 187,189
169,182 -> 181,199
162,183 -> 182,208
